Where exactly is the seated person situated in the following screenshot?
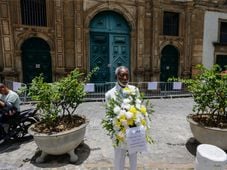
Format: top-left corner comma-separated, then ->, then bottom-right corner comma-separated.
0,83 -> 21,123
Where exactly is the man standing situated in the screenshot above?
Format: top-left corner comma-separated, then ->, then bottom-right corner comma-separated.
105,66 -> 140,170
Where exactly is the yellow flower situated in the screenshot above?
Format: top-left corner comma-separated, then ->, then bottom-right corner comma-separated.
127,118 -> 134,126
129,106 -> 137,114
141,119 -> 146,126
122,127 -> 126,133
119,114 -> 126,121
122,87 -> 132,95
123,87 -> 130,92
132,112 -> 137,120
115,120 -> 121,127
140,105 -> 147,114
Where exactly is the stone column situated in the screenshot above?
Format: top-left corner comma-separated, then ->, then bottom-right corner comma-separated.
191,8 -> 204,76
54,0 -> 65,77
151,2 -> 161,81
74,0 -> 84,70
64,0 -> 75,71
183,2 -> 193,78
135,1 -> 145,81
144,1 -> 152,81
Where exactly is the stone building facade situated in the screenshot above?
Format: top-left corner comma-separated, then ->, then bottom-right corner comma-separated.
0,0 -> 227,84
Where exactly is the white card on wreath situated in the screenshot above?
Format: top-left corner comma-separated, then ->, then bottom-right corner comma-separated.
126,126 -> 147,154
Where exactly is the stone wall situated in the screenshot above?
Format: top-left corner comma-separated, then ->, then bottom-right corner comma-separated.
0,0 -> 226,82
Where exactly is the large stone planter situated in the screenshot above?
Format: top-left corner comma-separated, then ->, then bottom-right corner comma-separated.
28,119 -> 89,163
187,114 -> 227,150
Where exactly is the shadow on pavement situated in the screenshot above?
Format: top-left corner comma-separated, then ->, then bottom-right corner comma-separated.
0,136 -> 33,154
30,142 -> 90,168
185,137 -> 200,156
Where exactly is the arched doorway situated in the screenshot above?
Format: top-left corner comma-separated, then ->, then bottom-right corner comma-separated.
160,45 -> 179,82
89,11 -> 130,83
21,37 -> 52,84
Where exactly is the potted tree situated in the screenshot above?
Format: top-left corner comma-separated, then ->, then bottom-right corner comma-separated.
27,68 -> 97,163
177,64 -> 227,149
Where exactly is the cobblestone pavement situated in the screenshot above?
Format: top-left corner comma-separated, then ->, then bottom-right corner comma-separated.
0,97 -> 222,169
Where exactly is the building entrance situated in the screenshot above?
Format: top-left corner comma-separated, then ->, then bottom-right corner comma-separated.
89,11 -> 130,83
21,37 -> 52,84
160,45 -> 179,82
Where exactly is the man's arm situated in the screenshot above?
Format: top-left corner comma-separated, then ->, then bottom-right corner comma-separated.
0,100 -> 5,108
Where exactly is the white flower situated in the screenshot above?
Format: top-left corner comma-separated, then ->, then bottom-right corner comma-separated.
131,88 -> 136,95
122,88 -> 130,94
123,98 -> 131,104
113,106 -> 121,114
121,119 -> 128,126
125,111 -> 133,119
121,103 -> 131,110
136,103 -> 141,109
136,99 -> 142,104
117,110 -> 126,119
135,118 -> 141,126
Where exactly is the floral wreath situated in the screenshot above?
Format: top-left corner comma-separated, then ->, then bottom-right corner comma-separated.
102,86 -> 153,147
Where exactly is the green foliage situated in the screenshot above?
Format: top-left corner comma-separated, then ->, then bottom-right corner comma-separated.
28,67 -> 98,126
175,64 -> 227,120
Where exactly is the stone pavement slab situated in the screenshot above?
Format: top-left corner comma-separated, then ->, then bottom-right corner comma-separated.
0,97 -> 224,169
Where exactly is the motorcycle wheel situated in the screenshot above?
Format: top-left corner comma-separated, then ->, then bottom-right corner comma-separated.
9,117 -> 38,139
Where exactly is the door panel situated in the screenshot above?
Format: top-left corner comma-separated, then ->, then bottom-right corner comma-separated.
90,33 -> 109,83
110,34 -> 129,82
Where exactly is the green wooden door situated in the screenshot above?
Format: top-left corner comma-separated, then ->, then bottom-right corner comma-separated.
160,45 -> 179,82
90,11 -> 130,83
21,37 -> 52,84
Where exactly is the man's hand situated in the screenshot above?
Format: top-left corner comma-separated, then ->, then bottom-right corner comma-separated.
0,100 -> 5,107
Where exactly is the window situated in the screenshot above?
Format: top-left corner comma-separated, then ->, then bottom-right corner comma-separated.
220,22 -> 227,44
163,12 -> 179,36
21,0 -> 47,26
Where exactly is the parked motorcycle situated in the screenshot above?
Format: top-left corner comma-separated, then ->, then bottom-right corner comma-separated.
0,107 -> 39,142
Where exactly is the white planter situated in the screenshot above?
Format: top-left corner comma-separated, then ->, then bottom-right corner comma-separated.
187,114 -> 227,150
195,144 -> 227,170
28,119 -> 89,163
